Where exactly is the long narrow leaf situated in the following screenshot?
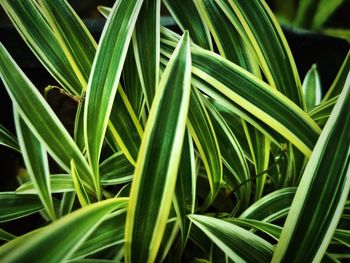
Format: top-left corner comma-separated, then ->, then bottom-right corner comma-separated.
302,64 -> 322,111
84,0 -> 143,198
125,32 -> 191,263
0,0 -> 82,95
0,193 -> 43,223
0,123 -> 19,152
0,44 -> 95,193
217,0 -> 304,108
188,88 -> 222,210
0,198 -> 128,263
189,214 -> 274,262
163,0 -> 213,50
173,130 -> 196,247
273,72 -> 350,262
14,110 -> 56,220
132,0 -> 160,108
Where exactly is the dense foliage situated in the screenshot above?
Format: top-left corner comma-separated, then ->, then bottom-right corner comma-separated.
0,0 -> 349,262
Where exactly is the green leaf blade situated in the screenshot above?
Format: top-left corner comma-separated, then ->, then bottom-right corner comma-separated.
273,72 -> 350,262
0,44 -> 95,194
125,32 -> 192,263
189,214 -> 274,262
0,198 -> 128,263
14,110 -> 56,220
84,0 -> 143,189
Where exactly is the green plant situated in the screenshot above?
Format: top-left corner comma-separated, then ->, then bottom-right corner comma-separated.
0,0 -> 349,262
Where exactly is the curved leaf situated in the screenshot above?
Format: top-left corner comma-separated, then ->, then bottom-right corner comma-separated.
0,44 -> 95,194
14,110 -> 56,220
0,198 -> 128,263
273,72 -> 350,262
0,192 -> 43,223
125,32 -> 191,263
163,0 -> 213,50
83,0 -> 143,197
189,214 -> 274,262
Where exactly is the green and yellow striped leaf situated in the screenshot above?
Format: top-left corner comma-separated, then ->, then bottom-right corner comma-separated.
273,72 -> 350,262
0,44 -> 95,194
188,89 -> 222,210
132,0 -> 160,108
189,214 -> 274,262
0,124 -> 19,152
163,0 -> 213,50
0,0 -> 82,95
216,0 -> 304,107
160,37 -> 320,156
173,131 -> 196,247
240,187 -> 296,222
193,0 -> 258,74
0,198 -> 128,263
37,0 -> 96,88
83,0 -> 143,198
125,32 -> 191,263
302,64 -> 322,111
14,110 -> 56,220
71,160 -> 91,207
0,193 -> 43,223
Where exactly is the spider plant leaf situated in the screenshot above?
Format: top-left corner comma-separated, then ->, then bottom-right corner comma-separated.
216,0 -> 304,108
37,0 -> 97,88
191,47 -> 320,156
0,0 -> 82,95
302,64 -> 322,111
242,122 -> 270,201
323,51 -> 350,101
17,153 -> 134,194
240,187 -> 297,222
0,124 -> 20,152
0,198 -> 128,263
160,38 -> 320,157
0,192 -> 43,223
14,110 -> 56,220
60,192 -> 76,217
71,160 -> 91,207
70,212 -> 126,260
205,99 -> 250,212
189,214 -> 274,262
0,229 -> 16,242
0,44 -> 95,193
188,88 -> 222,210
16,175 -> 75,194
84,0 -> 143,190
173,131 -> 196,247
125,32 -> 191,263
132,0 -> 160,108
193,0 -> 259,75
156,217 -> 180,262
309,95 -> 338,127
272,72 -> 350,262
107,87 -> 143,165
333,229 -> 350,248
225,218 -> 282,241
193,0 -> 268,200
163,0 -> 213,50
123,45 -> 145,119
100,152 -> 134,185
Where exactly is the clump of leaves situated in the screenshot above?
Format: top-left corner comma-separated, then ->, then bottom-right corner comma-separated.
0,0 -> 349,262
